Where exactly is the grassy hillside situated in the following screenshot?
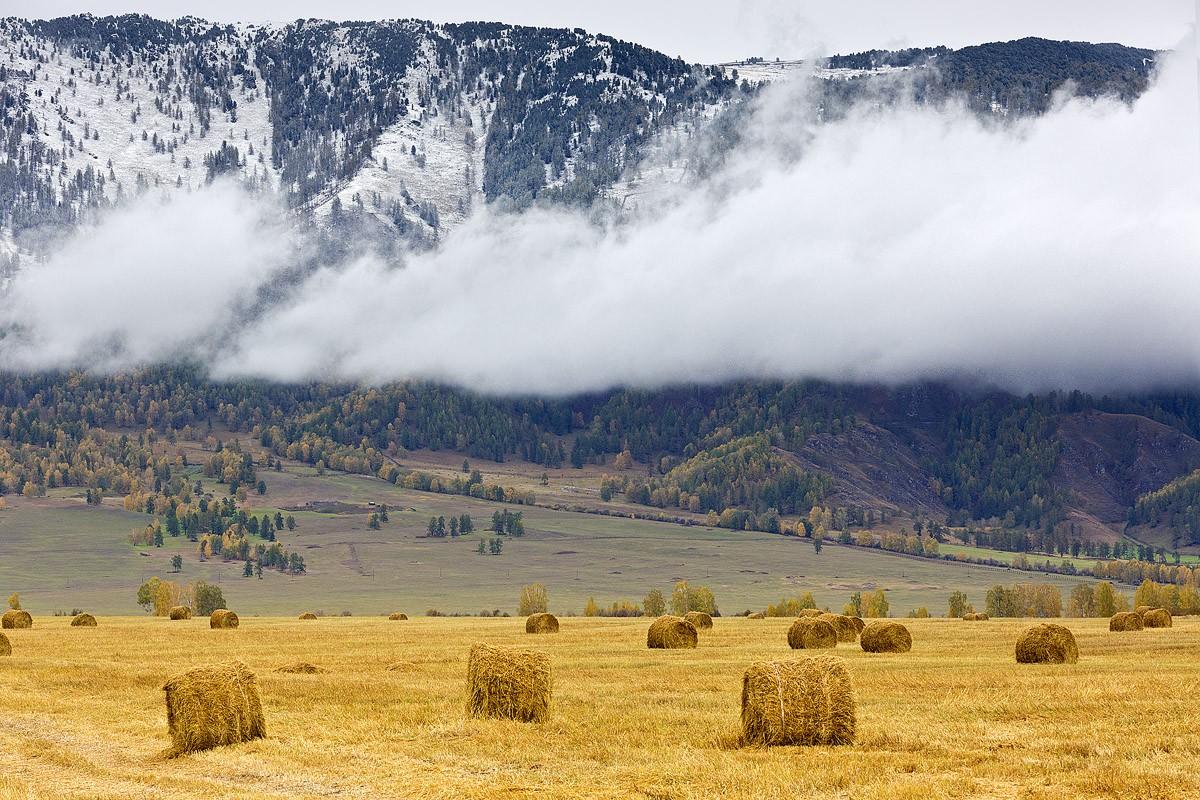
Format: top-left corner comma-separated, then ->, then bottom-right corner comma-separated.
0,616 -> 1196,799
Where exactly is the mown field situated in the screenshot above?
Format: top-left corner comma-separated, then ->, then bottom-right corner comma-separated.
0,453 -> 1111,617
0,616 -> 1196,799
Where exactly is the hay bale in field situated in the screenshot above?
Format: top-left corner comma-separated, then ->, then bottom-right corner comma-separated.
71,613 -> 97,627
740,655 -> 856,747
0,632 -> 10,656
169,606 -> 192,620
818,613 -> 859,642
298,612 -> 318,620
162,660 -> 266,756
1015,623 -> 1078,664
748,612 -> 765,620
849,616 -> 865,633
684,611 -> 713,630
1142,608 -> 1172,628
646,616 -> 698,649
860,621 -> 912,653
1109,611 -> 1143,631
210,610 -> 239,629
1134,605 -> 1153,616
963,612 -> 990,621
275,662 -> 326,674
525,612 -> 559,634
466,643 -> 551,723
787,617 -> 837,650
2,610 -> 32,629
797,608 -> 824,618
388,612 -> 409,621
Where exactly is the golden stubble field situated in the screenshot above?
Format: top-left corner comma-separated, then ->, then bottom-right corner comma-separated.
1,616 -> 1197,800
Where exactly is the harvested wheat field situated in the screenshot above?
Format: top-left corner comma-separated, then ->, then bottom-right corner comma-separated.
0,616 -> 1197,799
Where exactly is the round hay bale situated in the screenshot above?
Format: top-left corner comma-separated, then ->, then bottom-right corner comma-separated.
1142,608 -> 1172,628
525,612 -> 559,634
1015,623 -> 1078,664
748,612 -> 765,620
646,616 -> 698,649
860,620 -> 912,653
741,655 -> 856,746
818,613 -> 859,643
388,612 -> 409,621
1,610 -> 32,629
162,660 -> 265,756
1134,605 -> 1153,616
210,609 -> 239,629
787,617 -> 837,650
275,662 -> 326,674
0,632 -> 10,657
1109,611 -> 1144,632
797,608 -> 824,618
684,611 -> 713,630
298,612 -> 318,620
963,612 -> 990,621
849,616 -> 865,633
71,613 -> 97,627
169,606 -> 192,620
466,642 -> 551,723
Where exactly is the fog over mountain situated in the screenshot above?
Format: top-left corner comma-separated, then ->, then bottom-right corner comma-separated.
0,18 -> 1196,395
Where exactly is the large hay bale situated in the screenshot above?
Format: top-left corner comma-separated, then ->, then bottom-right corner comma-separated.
818,613 -> 859,642
275,662 -> 326,674
71,613 -> 97,627
466,643 -> 551,723
860,620 -> 912,653
1,610 -> 31,629
298,612 -> 318,620
684,611 -> 713,630
1142,608 -> 1173,628
1015,623 -> 1078,664
787,617 -> 837,650
169,606 -> 192,620
525,612 -> 559,634
849,616 -> 865,633
646,616 -> 698,649
740,655 -> 856,747
963,612 -> 990,621
1134,605 -> 1153,616
210,609 -> 239,629
0,632 -> 10,657
748,612 -> 766,620
388,612 -> 409,621
162,661 -> 266,756
797,608 -> 825,618
1109,611 -> 1144,632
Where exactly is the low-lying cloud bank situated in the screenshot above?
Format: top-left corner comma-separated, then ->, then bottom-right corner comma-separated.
2,45 -> 1198,395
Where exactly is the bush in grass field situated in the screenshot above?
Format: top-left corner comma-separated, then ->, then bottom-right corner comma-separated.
669,581 -> 718,616
518,584 -> 548,616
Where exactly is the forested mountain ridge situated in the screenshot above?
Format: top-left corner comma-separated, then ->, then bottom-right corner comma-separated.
0,15 -> 1159,267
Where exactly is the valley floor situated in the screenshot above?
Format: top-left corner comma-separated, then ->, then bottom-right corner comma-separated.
0,616 -> 1196,799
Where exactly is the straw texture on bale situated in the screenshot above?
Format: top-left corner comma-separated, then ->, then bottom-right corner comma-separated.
748,612 -> 765,620
797,608 -> 825,618
388,612 -> 409,621
787,617 -> 837,650
0,632 -> 10,656
1142,608 -> 1172,628
646,616 -> 698,649
684,611 -> 714,630
1134,605 -> 1153,616
2,610 -> 32,629
525,612 -> 559,634
275,662 -> 327,674
849,616 -> 865,633
818,613 -> 859,642
963,612 -> 990,621
169,606 -> 192,620
1109,611 -> 1143,631
1015,623 -> 1078,664
740,655 -> 856,747
466,643 -> 551,723
860,621 -> 912,653
162,660 -> 265,756
210,610 -> 239,629
70,613 -> 97,627
298,612 -> 318,620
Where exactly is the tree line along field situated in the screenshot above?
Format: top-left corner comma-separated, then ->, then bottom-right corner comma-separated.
0,615 -> 1196,799
0,441 -> 1123,617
